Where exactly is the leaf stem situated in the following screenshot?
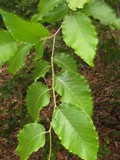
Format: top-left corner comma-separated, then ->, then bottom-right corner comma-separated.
48,126 -> 52,160
48,27 -> 61,160
51,26 -> 61,110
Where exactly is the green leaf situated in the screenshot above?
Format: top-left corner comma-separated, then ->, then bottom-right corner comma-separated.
54,52 -> 77,73
16,123 -> 45,160
66,0 -> 91,10
55,71 -> 93,116
42,2 -> 69,23
31,13 -> 40,23
38,0 -> 64,20
0,30 -> 17,66
62,13 -> 98,66
26,82 -> 50,122
33,60 -> 50,82
51,103 -> 98,160
83,0 -> 120,29
8,44 -> 32,74
0,9 -> 49,45
34,41 -> 44,62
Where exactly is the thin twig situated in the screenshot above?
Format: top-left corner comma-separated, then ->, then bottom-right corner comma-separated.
48,126 -> 52,160
48,26 -> 61,160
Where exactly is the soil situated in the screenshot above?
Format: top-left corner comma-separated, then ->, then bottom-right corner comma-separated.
0,54 -> 120,160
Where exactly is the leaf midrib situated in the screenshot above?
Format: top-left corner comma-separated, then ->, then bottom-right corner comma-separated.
57,108 -> 94,146
10,45 -> 31,71
21,129 -> 45,158
32,88 -> 49,120
56,76 -> 81,106
55,58 -> 76,73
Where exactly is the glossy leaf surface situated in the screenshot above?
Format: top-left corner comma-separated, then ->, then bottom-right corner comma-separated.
26,82 -> 50,122
52,103 -> 98,160
55,71 -> 93,116
0,9 -> 49,45
54,52 -> 77,73
8,44 -> 32,74
62,12 -> 98,66
83,0 -> 120,29
0,30 -> 17,66
16,123 -> 45,160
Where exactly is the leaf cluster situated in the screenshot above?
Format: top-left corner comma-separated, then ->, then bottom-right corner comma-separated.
0,0 -> 120,160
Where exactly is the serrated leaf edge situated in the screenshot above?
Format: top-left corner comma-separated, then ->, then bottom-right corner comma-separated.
38,0 -> 64,20
62,13 -> 98,66
52,105 -> 99,160
16,123 -> 45,159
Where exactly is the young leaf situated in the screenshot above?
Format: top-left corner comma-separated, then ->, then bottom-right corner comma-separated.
34,41 -> 44,62
8,44 -> 32,74
33,60 -> 50,82
38,0 -> 64,20
42,2 -> 69,23
55,71 -> 93,116
83,0 -> 120,29
54,52 -> 77,73
62,12 -> 98,66
51,103 -> 98,160
0,30 -> 17,66
66,0 -> 90,10
16,123 -> 45,160
26,82 -> 50,122
0,9 -> 49,45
